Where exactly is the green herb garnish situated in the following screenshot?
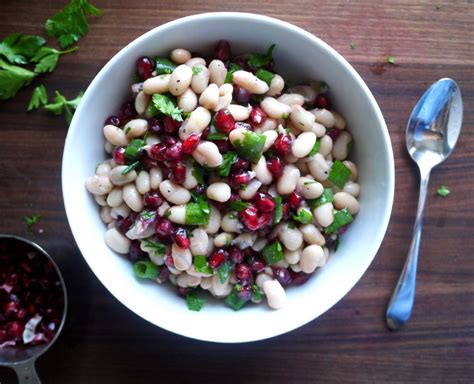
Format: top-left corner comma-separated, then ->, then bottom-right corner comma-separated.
206,131 -> 228,141
229,200 -> 251,212
45,0 -> 103,49
142,239 -> 166,256
43,90 -> 83,124
154,57 -> 177,75
225,289 -> 247,311
308,188 -> 334,209
27,84 -> 48,111
24,214 -> 40,227
194,255 -> 213,275
255,68 -> 275,86
124,139 -> 145,160
213,151 -> 237,177
217,261 -> 233,284
224,62 -> 241,83
0,33 -> 46,65
387,55 -> 395,65
262,240 -> 284,265
308,139 -> 320,158
292,208 -> 313,224
251,284 -> 263,302
151,93 -> 183,121
31,45 -> 79,73
0,59 -> 36,100
437,185 -> 450,197
192,163 -> 206,185
328,160 -> 352,188
272,196 -> 283,225
133,261 -> 160,279
232,130 -> 266,163
350,42 -> 357,49
247,44 -> 276,69
185,203 -> 210,225
121,161 -> 140,175
324,208 -> 353,234
186,290 -> 205,312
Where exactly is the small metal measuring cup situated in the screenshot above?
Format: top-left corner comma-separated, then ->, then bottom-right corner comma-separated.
0,235 -> 67,383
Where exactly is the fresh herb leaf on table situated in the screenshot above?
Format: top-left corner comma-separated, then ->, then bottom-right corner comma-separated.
24,214 -> 41,228
43,90 -> 83,124
31,45 -> 78,73
437,185 -> 450,197
0,59 -> 36,100
0,33 -> 46,65
28,84 -> 48,111
387,55 -> 395,65
45,0 -> 103,49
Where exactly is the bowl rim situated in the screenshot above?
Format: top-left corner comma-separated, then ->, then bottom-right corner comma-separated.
62,12 -> 395,343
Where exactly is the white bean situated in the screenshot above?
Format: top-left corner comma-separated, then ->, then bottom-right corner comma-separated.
94,194 -> 107,206
300,224 -> 325,245
254,117 -> 278,133
288,85 -> 317,104
167,205 -> 186,224
277,165 -> 300,195
210,274 -> 232,297
308,153 -> 331,181
267,74 -> 285,96
284,248 -> 301,264
143,74 -> 170,95
200,276 -> 212,290
172,244 -> 192,271
109,166 -> 137,186
255,273 -> 273,289
191,65 -> 210,94
228,104 -> 251,121
134,91 -> 150,115
179,107 -> 211,139
204,204 -> 221,234
289,105 -> 316,132
135,171 -> 151,194
228,127 -> 247,145
252,238 -> 268,252
332,131 -> 352,160
332,110 -> 347,130
183,163 -> 198,189
274,259 -> 289,268
124,119 -> 148,139
232,233 -> 257,249
178,88 -> 198,112
259,130 -> 277,153
107,187 -> 123,207
104,141 -> 114,154
313,108 -> 335,128
300,245 -> 324,273
295,160 -> 309,175
159,180 -> 191,205
170,48 -> 192,64
290,263 -> 302,272
319,135 -> 333,157
157,201 -> 170,217
251,155 -> 272,185
343,181 -> 361,197
104,228 -> 130,254
186,57 -> 206,68
149,167 -> 163,189
278,223 -> 303,251
343,160 -> 358,181
206,182 -> 231,202
311,122 -> 326,137
199,83 -> 219,110
292,131 -> 317,158
85,175 -> 113,195
193,141 -> 223,167
313,202 -> 334,227
297,177 -> 324,200
177,273 -> 201,288
213,92 -> 233,112
221,212 -> 242,233
213,232 -> 233,248
277,93 -> 305,106
96,162 -> 111,176
232,70 -> 269,94
103,125 -> 129,146
99,206 -> 114,224
334,192 -> 360,215
123,184 -> 143,212
208,60 -> 227,86
263,280 -> 286,310
169,64 -> 193,96
261,97 -> 292,119
239,179 -> 262,200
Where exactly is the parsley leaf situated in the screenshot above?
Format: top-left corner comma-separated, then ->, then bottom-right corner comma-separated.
213,151 -> 237,177
229,200 -> 251,212
0,33 -> 46,65
272,196 -> 283,225
31,45 -> 78,73
247,44 -> 276,69
151,93 -> 183,122
43,90 -> 83,124
324,208 -> 353,234
217,261 -> 233,284
186,290 -> 205,312
193,255 -> 213,275
28,84 -> 48,111
387,55 -> 395,65
142,239 -> 166,256
45,0 -> 103,49
24,214 -> 40,227
328,160 -> 352,188
0,59 -> 36,100
350,42 -> 357,49
437,185 -> 450,197
292,208 -> 313,224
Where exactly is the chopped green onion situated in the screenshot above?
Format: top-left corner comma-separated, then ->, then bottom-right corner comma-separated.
292,208 -> 313,224
308,188 -> 334,209
121,161 -> 140,175
185,202 -> 210,225
251,284 -> 263,302
225,62 -> 241,83
217,261 -> 232,284
255,69 -> 275,86
191,192 -> 210,214
324,208 -> 353,234
262,240 -> 284,265
328,160 -> 352,188
124,139 -> 145,160
194,255 -> 213,275
437,185 -> 450,197
308,139 -> 320,158
232,130 -> 266,163
272,196 -> 283,225
133,261 -> 160,279
213,151 -> 237,177
247,44 -> 276,69
186,290 -> 205,311
154,57 -> 177,74
229,200 -> 251,212
225,289 -> 247,311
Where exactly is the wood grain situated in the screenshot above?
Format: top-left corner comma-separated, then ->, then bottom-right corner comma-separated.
0,0 -> 473,383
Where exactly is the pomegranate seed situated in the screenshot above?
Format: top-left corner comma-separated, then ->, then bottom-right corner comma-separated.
104,115 -> 121,126
233,86 -> 251,103
228,246 -> 244,264
161,134 -> 177,147
254,193 -> 276,212
214,40 -> 231,62
273,133 -> 293,156
250,259 -> 265,273
140,155 -> 157,171
155,219 -> 175,238
209,249 -> 227,268
266,157 -> 284,179
249,106 -> 267,126
282,202 -> 290,219
258,212 -> 274,228
144,191 -> 163,209
327,128 -> 341,141
136,56 -> 154,81
231,158 -> 249,173
149,118 -> 163,134
239,206 -> 260,231
215,110 -> 235,133
163,116 -> 181,133
201,126 -> 210,140
3,301 -> 18,317
150,143 -> 167,161
6,321 -> 24,340
158,266 -> 170,283
237,285 -> 253,301
16,308 -> 27,320
164,254 -> 175,268
170,162 -> 186,184
235,263 -> 252,285
166,142 -> 183,161
116,214 -> 135,234
113,147 -> 126,165
119,101 -> 136,124
128,240 -> 145,262
287,192 -> 303,209
315,94 -> 331,109
173,227 -> 190,249
230,172 -> 250,189
273,267 -> 292,286
182,134 -> 200,154
290,271 -> 311,286
214,139 -> 231,153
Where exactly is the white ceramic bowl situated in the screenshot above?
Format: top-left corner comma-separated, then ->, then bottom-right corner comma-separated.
62,12 -> 394,343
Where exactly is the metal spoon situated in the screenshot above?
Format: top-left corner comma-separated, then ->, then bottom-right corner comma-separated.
386,78 -> 463,330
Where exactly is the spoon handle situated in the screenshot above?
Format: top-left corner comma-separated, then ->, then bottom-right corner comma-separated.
386,167 -> 431,330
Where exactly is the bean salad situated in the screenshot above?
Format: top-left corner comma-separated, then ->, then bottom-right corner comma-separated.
85,40 -> 361,311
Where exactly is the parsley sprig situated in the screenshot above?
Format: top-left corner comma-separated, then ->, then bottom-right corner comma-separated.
43,90 -> 84,123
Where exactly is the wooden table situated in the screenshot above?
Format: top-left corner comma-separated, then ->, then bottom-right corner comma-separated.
1,1 -> 473,383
